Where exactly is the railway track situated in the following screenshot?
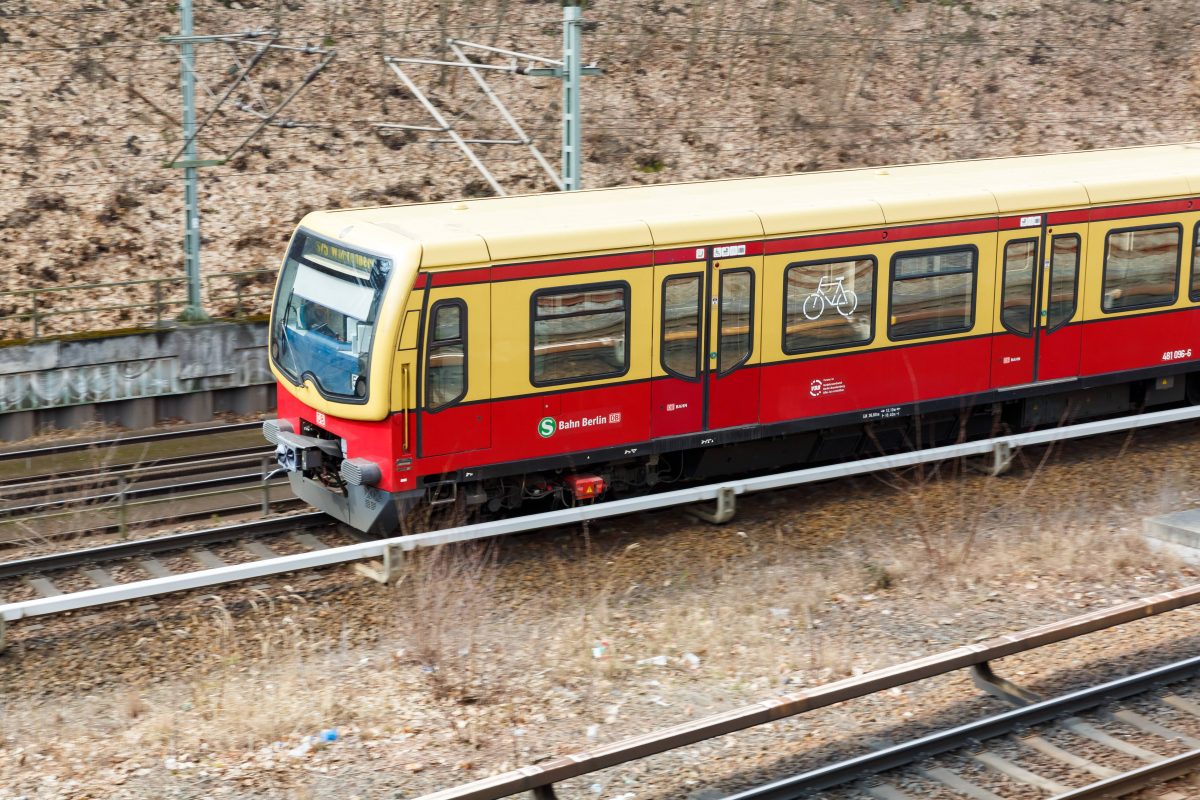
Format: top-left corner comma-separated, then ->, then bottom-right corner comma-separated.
0,420 -> 286,545
0,420 -> 262,464
411,586 -> 1200,800
730,657 -> 1200,800
0,511 -> 337,613
5,404 -> 1200,651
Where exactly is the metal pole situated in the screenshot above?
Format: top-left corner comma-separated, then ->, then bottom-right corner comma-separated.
117,476 -> 128,537
383,59 -> 506,196
178,0 -> 208,322
261,456 -> 271,516
562,0 -> 583,191
446,41 -> 563,190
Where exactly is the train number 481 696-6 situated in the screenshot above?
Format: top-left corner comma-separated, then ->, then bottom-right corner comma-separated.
1163,348 -> 1193,361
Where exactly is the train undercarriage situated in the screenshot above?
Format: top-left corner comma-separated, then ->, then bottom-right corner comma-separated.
269,369 -> 1200,536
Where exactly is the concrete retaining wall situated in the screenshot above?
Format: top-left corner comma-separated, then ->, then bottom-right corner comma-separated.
0,322 -> 275,441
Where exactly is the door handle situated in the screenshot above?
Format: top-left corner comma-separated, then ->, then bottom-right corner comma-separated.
402,362 -> 411,452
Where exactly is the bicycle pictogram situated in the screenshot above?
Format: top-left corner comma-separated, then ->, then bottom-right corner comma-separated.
801,276 -> 859,320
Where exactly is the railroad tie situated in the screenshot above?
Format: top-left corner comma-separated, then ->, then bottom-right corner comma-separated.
138,558 -> 173,579
292,532 -> 329,550
1104,709 -> 1200,748
864,781 -> 915,799
25,576 -> 61,598
1059,718 -> 1165,763
918,767 -> 1005,800
81,568 -> 117,588
241,540 -> 278,560
1016,733 -> 1119,778
1161,694 -> 1200,720
189,549 -> 227,570
972,750 -> 1073,794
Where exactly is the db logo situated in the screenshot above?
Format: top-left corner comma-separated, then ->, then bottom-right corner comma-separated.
809,380 -> 822,397
537,416 -> 557,438
315,411 -> 327,427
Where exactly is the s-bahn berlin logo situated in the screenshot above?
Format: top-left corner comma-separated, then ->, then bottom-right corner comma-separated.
539,412 -> 623,437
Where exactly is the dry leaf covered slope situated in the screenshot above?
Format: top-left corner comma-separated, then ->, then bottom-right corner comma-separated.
1,0 -> 1198,336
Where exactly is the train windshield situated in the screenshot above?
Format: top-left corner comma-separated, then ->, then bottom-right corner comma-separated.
270,231 -> 392,401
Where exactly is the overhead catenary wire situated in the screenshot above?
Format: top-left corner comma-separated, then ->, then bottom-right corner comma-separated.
0,19 -> 559,55
0,113 -> 1194,171
6,12 -> 1194,56
0,2 -> 1195,200
6,123 -> 1200,198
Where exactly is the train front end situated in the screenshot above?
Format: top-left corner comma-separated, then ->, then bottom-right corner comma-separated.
262,215 -> 421,534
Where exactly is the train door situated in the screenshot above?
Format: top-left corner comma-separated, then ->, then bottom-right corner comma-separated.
1033,223 -> 1086,382
419,282 -> 492,457
991,218 -> 1085,388
704,246 -> 762,430
652,262 -> 705,438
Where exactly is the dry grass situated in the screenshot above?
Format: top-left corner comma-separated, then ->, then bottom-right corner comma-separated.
0,461 -> 1188,790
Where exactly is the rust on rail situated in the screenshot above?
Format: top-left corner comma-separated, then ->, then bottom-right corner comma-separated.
415,583 -> 1200,800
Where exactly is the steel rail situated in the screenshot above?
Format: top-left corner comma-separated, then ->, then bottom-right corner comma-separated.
3,404 -> 1200,626
0,420 -> 261,462
1050,747 -> 1200,799
1,446 -> 272,496
0,470 -> 284,519
0,495 -> 307,551
408,586 -> 1200,800
0,512 -> 327,580
723,656 -> 1200,799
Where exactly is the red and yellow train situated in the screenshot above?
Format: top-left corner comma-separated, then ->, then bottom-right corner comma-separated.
265,143 -> 1200,532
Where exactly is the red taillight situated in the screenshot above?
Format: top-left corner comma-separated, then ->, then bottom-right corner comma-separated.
564,474 -> 606,500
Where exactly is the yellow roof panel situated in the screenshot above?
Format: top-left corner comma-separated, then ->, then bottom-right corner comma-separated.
986,178 -> 1091,213
314,142 -> 1200,269
371,219 -> 490,268
756,196 -> 885,236
646,210 -> 763,247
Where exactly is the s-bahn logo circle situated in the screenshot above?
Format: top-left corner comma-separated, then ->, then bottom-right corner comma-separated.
538,416 -> 557,438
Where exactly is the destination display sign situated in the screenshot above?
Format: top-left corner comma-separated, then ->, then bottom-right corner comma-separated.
302,236 -> 385,274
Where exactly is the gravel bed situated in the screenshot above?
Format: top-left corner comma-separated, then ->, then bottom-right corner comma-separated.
981,736 -> 1095,793
208,541 -> 267,567
102,562 -> 147,587
1036,724 -> 1148,777
1,420 -> 1200,798
3,579 -> 37,603
1083,713 -> 1191,759
0,507 -> 319,565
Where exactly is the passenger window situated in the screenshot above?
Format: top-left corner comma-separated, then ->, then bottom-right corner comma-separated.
718,269 -> 753,374
1047,234 -> 1080,330
426,300 -> 466,409
1102,225 -> 1180,312
1191,222 -> 1200,301
661,274 -> 701,379
531,283 -> 629,386
1000,239 -> 1036,336
783,257 -> 874,353
889,247 -> 976,339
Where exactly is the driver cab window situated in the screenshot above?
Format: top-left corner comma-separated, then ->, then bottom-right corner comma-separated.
426,300 -> 467,410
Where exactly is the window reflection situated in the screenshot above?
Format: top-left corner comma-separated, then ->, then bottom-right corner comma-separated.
890,248 -> 976,339
1103,226 -> 1179,311
1047,235 -> 1079,330
662,275 -> 701,378
427,301 -> 466,409
532,285 -> 628,385
784,257 -> 874,353
718,270 -> 753,373
1001,240 -> 1036,336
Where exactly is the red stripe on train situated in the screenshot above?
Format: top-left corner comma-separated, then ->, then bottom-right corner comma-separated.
764,217 -> 998,256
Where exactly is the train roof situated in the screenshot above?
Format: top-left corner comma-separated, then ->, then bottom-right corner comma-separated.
299,142 -> 1200,269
